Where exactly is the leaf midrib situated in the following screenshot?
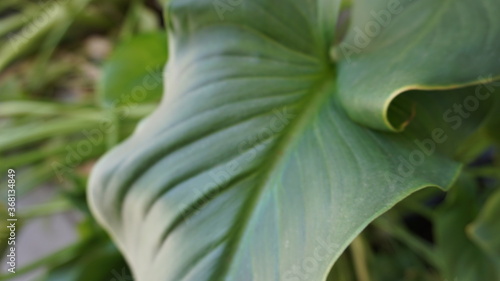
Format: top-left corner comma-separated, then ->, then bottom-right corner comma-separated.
210,69 -> 335,280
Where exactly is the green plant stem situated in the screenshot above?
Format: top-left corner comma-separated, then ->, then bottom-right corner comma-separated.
350,235 -> 371,281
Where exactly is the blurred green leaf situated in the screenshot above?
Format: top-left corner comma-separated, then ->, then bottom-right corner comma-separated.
19,197 -> 73,219
40,240 -> 132,281
98,32 -> 167,107
0,101 -> 101,117
0,239 -> 89,280
0,203 -> 12,256
434,177 -> 500,281
468,189 -> 500,265
0,118 -> 101,152
373,217 -> 439,269
485,96 -> 500,146
368,241 -> 439,281
0,0 -> 92,71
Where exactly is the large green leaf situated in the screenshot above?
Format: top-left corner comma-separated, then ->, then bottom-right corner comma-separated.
88,0 -> 499,280
337,0 -> 500,131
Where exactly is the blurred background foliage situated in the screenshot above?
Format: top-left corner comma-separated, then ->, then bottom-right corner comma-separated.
0,0 -> 167,280
0,0 -> 498,280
